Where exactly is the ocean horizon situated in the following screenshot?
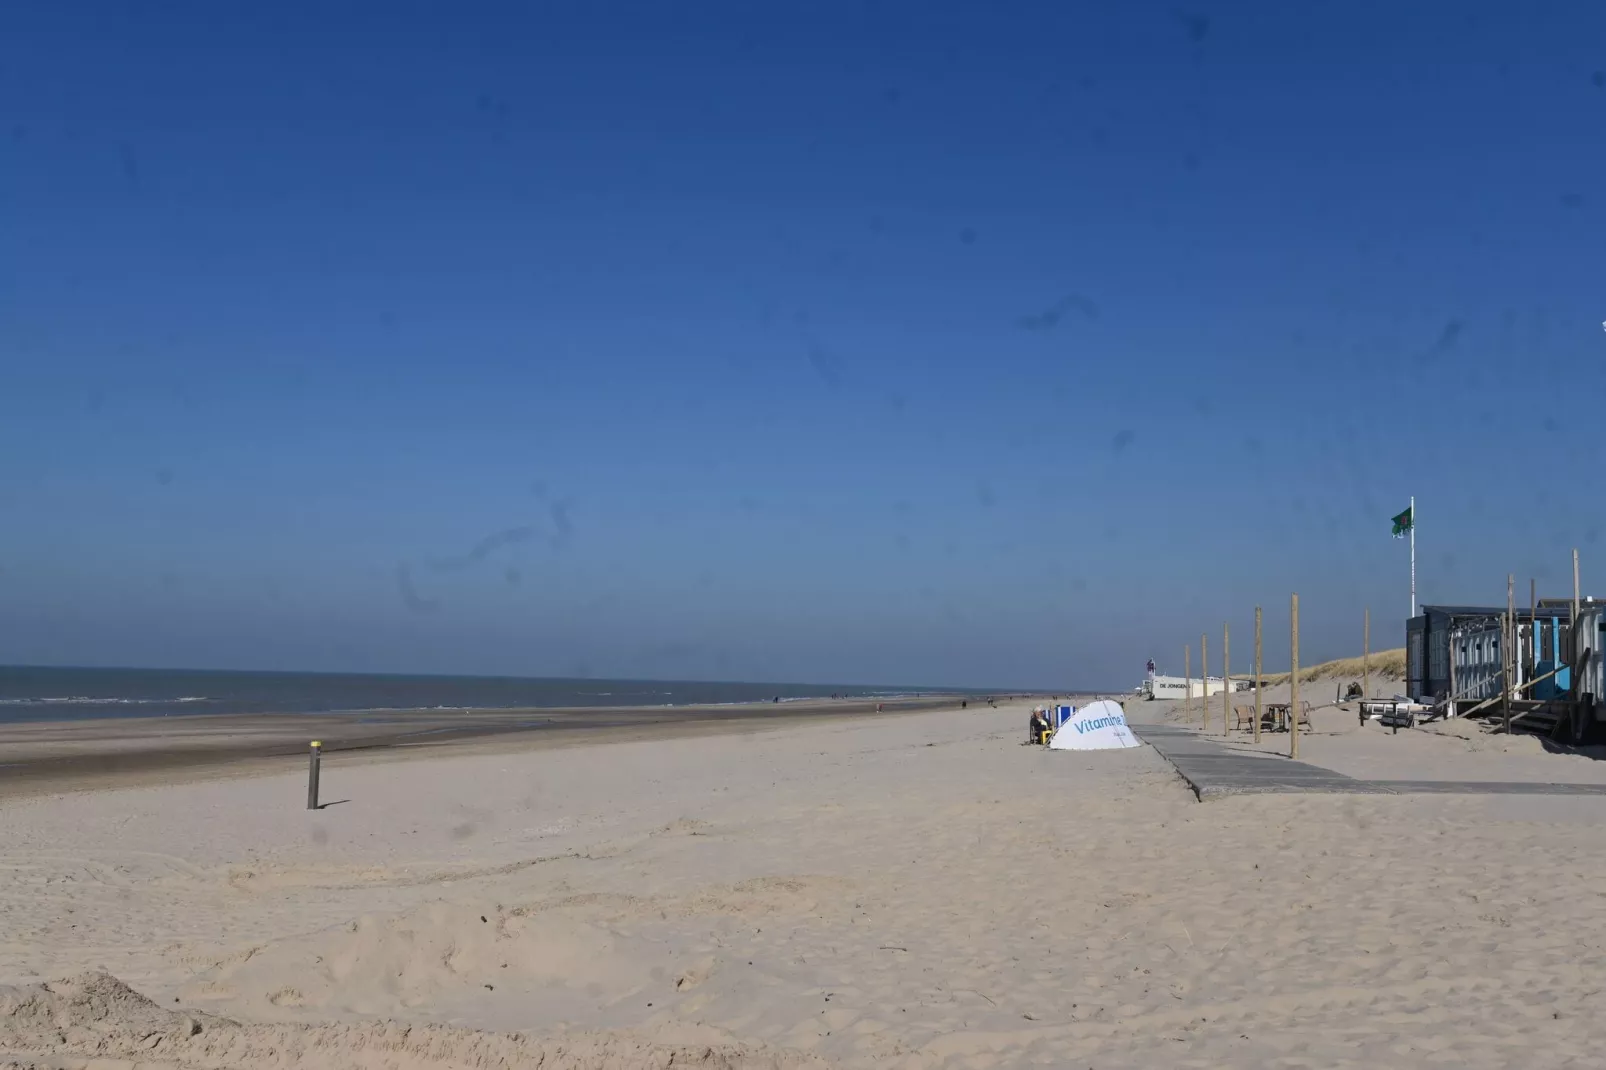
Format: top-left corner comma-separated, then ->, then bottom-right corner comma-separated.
0,664 -> 1003,725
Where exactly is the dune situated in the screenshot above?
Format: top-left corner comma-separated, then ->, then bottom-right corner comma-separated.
1254,648 -> 1407,687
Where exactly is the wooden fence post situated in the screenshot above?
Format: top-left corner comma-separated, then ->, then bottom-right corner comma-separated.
1290,594 -> 1300,760
1222,623 -> 1231,734
1201,632 -> 1209,731
1575,548 -> 1582,628
1363,607 -> 1370,702
1505,574 -> 1515,734
1530,578 -> 1538,683
1448,625 -> 1458,717
1254,606 -> 1263,743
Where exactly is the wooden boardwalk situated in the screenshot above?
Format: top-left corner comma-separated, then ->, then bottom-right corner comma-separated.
1134,723 -> 1606,800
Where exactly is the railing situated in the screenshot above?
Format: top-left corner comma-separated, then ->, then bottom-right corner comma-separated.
1434,669 -> 1506,719
1445,647 -> 1592,731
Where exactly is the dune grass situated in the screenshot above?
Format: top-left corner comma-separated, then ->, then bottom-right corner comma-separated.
1253,648 -> 1406,687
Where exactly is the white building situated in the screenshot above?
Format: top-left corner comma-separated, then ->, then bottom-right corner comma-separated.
1143,674 -> 1238,700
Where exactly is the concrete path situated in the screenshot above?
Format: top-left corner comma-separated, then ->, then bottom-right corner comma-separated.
1133,723 -> 1606,800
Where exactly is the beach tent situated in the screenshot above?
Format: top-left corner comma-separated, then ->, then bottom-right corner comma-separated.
1055,704 -> 1074,727
1048,699 -> 1142,750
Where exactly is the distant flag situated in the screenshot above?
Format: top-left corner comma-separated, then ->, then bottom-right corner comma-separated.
1391,506 -> 1414,539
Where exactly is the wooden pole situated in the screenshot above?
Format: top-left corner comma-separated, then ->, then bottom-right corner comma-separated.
1290,594 -> 1300,760
1363,607 -> 1370,701
1254,606 -> 1263,743
1201,632 -> 1209,731
1222,623 -> 1231,734
1505,574 -> 1515,734
1185,645 -> 1190,706
1530,577 -> 1538,682
1575,548 -> 1582,627
1447,623 -> 1458,718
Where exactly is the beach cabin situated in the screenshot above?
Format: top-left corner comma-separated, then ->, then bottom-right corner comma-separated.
1407,603 -> 1577,704
1409,606 -> 1503,702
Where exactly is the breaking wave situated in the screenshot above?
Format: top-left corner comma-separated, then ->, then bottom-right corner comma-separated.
0,696 -> 213,706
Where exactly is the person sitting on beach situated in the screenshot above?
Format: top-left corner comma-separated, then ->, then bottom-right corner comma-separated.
1028,708 -> 1050,744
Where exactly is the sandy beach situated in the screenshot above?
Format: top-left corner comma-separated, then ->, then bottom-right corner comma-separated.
6,698 -> 1606,1068
0,695 -> 976,800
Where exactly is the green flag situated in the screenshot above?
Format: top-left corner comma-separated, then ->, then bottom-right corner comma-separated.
1391,506 -> 1413,538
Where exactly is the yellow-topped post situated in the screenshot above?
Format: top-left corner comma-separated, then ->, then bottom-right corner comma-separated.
307,741 -> 323,811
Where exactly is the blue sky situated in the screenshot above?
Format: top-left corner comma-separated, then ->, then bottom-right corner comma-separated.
2,1 -> 1603,688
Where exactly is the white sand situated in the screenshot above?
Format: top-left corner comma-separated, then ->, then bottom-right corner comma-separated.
5,700 -> 1606,1067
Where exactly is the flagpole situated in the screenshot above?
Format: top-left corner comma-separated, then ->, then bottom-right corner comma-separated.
1409,495 -> 1416,618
